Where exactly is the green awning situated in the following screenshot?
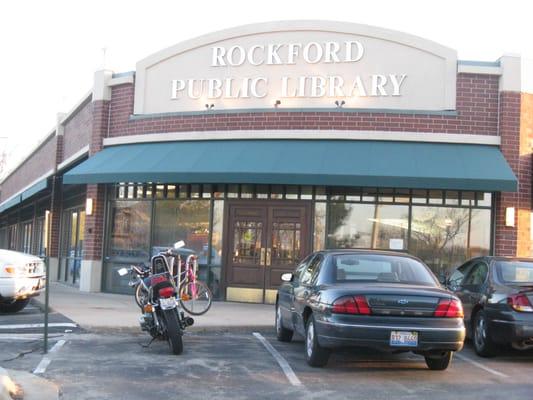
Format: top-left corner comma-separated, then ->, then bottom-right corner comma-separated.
21,178 -> 48,201
63,140 -> 518,192
0,195 -> 22,213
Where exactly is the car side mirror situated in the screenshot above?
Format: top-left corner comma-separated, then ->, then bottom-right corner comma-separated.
281,273 -> 293,282
438,274 -> 447,285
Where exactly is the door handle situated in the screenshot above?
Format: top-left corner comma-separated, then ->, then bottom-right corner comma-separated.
266,248 -> 272,266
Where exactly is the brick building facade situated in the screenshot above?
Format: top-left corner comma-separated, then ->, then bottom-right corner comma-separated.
0,21 -> 530,302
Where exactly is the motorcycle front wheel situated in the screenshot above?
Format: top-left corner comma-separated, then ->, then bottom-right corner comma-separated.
162,309 -> 183,355
179,281 -> 213,316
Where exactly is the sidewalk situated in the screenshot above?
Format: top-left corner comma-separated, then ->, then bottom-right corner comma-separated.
33,282 -> 275,333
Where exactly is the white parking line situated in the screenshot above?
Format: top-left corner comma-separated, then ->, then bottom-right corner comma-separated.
455,353 -> 509,378
33,340 -> 66,375
0,322 -> 77,330
253,332 -> 302,387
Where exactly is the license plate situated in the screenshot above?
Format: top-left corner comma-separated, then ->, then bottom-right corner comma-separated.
159,297 -> 176,310
390,331 -> 418,347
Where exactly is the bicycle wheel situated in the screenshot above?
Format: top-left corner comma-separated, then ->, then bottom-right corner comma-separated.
135,284 -> 149,309
179,280 -> 212,315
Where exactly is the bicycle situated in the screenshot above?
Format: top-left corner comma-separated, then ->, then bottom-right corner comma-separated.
170,251 -> 213,316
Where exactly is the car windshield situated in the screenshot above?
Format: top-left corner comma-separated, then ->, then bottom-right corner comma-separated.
332,254 -> 437,286
497,261 -> 533,284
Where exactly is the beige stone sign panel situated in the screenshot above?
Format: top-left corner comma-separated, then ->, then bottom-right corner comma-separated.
134,21 -> 457,114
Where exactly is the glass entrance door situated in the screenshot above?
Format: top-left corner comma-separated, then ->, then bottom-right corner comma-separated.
60,209 -> 85,286
225,201 -> 311,303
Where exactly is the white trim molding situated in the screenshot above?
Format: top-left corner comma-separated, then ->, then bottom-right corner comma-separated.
103,130 -> 501,147
57,145 -> 90,172
458,65 -> 502,75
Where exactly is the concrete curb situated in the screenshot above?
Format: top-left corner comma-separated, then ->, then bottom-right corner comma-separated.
80,325 -> 275,335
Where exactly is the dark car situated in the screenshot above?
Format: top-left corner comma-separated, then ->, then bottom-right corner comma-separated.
275,250 -> 465,370
446,256 -> 533,357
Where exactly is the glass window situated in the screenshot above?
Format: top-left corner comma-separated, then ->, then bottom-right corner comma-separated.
361,188 -> 377,202
469,209 -> 491,258
428,190 -> 443,205
256,185 -> 268,199
327,203 -> 375,248
22,221 -> 32,254
210,200 -> 224,266
108,201 -> 152,261
8,224 -> 18,250
209,200 -> 224,299
313,203 -> 326,251
409,206 -> 470,277
300,254 -> 323,285
270,185 -> 283,199
476,192 -> 492,207
240,184 -> 253,199
445,191 -> 459,206
461,192 -> 475,207
394,189 -> 410,204
463,262 -> 489,286
301,186 -> 313,200
412,190 -> 427,204
448,262 -> 473,290
497,261 -> 533,284
152,200 -> 210,264
331,254 -> 437,286
327,204 -> 408,250
315,187 -> 327,200
378,188 -> 393,203
285,186 -> 299,200
372,205 -> 409,250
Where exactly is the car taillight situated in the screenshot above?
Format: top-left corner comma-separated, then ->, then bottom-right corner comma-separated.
507,294 -> 533,312
158,287 -> 174,298
434,299 -> 463,318
332,296 -> 371,315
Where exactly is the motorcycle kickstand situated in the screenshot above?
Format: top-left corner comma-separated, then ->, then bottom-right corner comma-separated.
141,336 -> 157,348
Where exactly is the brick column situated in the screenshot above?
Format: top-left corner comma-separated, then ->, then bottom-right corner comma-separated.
494,55 -> 530,257
79,70 -> 112,292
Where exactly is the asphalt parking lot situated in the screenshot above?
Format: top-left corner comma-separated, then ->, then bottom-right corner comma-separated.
1,328 -> 532,400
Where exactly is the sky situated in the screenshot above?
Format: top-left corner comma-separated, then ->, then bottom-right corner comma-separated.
0,0 -> 531,174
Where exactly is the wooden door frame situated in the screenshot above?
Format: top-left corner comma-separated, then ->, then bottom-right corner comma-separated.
221,199 -> 313,301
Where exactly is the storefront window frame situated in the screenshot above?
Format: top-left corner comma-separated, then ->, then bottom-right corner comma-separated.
105,184 -> 495,295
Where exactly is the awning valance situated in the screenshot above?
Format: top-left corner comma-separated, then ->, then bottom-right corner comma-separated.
21,179 -> 48,201
63,140 -> 518,192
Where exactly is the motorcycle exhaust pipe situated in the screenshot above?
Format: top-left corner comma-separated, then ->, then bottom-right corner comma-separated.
184,317 -> 194,327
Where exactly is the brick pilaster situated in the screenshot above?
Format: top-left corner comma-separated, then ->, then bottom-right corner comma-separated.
494,92 -> 523,256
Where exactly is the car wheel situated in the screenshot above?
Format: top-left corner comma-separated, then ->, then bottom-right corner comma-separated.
425,351 -> 453,370
275,303 -> 293,342
0,298 -> 30,313
473,310 -> 497,357
305,315 -> 330,367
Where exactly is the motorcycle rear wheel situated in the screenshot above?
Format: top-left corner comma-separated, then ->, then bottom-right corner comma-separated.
162,309 -> 183,355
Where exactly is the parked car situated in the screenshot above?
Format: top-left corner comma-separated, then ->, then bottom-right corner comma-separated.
445,256 -> 533,357
276,250 -> 465,370
0,250 -> 46,313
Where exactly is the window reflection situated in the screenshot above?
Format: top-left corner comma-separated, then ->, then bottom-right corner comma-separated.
409,207 -> 470,276
327,204 -> 408,250
152,200 -> 210,264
